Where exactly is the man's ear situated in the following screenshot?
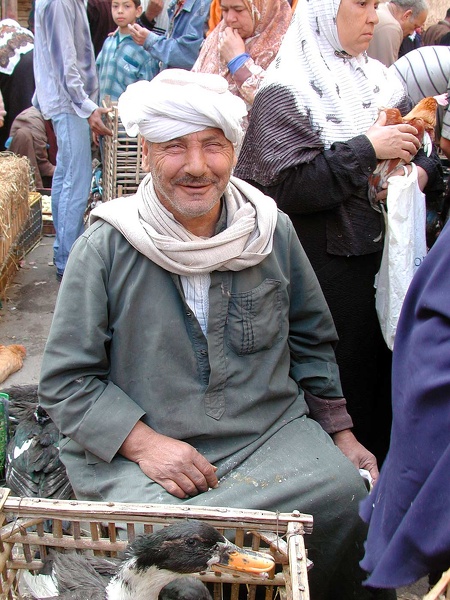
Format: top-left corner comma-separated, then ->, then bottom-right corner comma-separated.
136,5 -> 143,17
141,138 -> 150,172
401,9 -> 413,22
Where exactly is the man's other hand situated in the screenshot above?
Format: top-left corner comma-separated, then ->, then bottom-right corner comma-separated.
88,107 -> 113,137
332,428 -> 379,485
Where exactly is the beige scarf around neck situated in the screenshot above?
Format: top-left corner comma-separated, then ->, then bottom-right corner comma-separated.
90,175 -> 278,276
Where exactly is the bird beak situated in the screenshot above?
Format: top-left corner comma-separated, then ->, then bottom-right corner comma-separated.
209,540 -> 275,577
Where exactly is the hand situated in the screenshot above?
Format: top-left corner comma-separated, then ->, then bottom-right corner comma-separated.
145,0 -> 164,21
377,163 -> 429,202
332,429 -> 379,485
88,107 -> 113,137
128,22 -> 151,46
219,27 -> 246,64
119,421 -> 219,499
366,111 -> 421,163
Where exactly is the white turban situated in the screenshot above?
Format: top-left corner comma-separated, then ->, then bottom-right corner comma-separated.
117,70 -> 248,151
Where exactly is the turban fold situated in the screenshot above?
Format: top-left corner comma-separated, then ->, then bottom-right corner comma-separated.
118,69 -> 248,150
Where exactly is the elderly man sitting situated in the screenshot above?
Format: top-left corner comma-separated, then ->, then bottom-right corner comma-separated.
39,70 -> 391,600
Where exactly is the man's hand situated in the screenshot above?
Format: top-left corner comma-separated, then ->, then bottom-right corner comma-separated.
88,107 -> 112,137
128,22 -> 151,46
375,162 -> 429,202
119,421 -> 219,499
332,429 -> 379,485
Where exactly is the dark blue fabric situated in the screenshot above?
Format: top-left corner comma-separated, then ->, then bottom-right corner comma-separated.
360,220 -> 450,588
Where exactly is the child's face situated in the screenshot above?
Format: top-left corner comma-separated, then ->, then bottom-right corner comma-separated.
111,0 -> 143,33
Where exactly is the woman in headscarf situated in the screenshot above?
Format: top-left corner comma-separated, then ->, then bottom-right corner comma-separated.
192,0 -> 292,112
235,0 -> 442,463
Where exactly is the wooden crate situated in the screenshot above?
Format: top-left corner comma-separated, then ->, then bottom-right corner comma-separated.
0,489 -> 313,600
102,99 -> 146,201
14,192 -> 43,259
423,568 -> 450,600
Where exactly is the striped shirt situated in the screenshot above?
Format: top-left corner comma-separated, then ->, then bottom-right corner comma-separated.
96,31 -> 159,105
389,46 -> 450,139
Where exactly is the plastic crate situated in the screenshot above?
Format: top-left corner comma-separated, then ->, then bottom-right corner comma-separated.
0,489 -> 313,600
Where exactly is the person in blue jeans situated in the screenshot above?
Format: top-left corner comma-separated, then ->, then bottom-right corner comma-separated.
33,0 -> 112,282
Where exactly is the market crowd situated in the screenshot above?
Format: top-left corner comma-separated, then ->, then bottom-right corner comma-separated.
0,0 -> 449,598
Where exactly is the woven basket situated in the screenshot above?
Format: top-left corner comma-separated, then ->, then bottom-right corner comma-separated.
0,489 -> 313,600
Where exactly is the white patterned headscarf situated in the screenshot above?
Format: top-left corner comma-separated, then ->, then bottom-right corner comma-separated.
118,69 -> 248,152
261,0 -> 405,148
235,0 -> 409,184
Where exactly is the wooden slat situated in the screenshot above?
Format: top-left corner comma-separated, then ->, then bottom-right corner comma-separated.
0,492 -> 312,600
0,496 -> 313,533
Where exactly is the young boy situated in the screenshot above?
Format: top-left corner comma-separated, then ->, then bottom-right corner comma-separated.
96,0 -> 159,107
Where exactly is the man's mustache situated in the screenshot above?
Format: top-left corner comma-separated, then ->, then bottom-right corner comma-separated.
173,176 -> 218,186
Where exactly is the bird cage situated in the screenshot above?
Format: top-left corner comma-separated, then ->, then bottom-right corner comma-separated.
423,568 -> 450,600
0,488 -> 313,600
102,98 -> 146,202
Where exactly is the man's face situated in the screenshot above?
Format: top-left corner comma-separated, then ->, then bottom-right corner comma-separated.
144,128 -> 236,227
399,9 -> 427,38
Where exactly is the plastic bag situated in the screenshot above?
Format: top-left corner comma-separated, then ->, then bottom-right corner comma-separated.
375,163 -> 427,350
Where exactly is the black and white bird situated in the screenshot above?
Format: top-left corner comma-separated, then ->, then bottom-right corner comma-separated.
158,577 -> 212,600
3,384 -> 72,499
23,519 -> 275,600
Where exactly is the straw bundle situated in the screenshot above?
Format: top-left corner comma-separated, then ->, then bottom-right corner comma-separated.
0,153 -> 31,292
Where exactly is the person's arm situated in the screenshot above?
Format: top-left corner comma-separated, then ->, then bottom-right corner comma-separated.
216,27 -> 264,105
132,0 -> 209,69
145,0 -> 164,23
39,222 -> 216,498
32,112 -> 56,178
39,228 -> 146,462
439,135 -> 450,161
0,90 -> 5,128
236,86 -> 419,213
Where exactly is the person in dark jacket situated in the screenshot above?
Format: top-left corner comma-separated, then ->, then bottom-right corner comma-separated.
235,0 -> 441,463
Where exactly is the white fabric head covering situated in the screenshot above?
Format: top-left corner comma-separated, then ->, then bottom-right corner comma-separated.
118,69 -> 248,151
261,0 -> 406,149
